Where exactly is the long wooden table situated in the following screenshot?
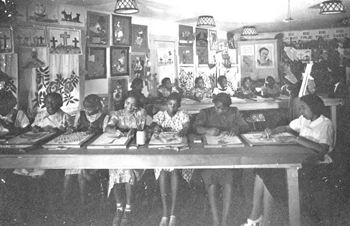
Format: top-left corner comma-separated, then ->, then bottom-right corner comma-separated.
0,141 -> 317,226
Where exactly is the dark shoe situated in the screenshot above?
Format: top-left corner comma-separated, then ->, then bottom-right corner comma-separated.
120,211 -> 132,226
112,209 -> 124,226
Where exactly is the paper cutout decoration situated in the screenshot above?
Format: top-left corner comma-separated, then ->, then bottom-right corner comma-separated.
48,28 -> 82,54
28,2 -> 59,24
14,27 -> 47,48
59,5 -> 85,27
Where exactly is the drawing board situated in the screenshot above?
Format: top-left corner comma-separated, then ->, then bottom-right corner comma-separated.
204,133 -> 244,148
241,132 -> 296,146
87,133 -> 131,149
3,131 -> 56,148
149,132 -> 187,148
43,132 -> 95,148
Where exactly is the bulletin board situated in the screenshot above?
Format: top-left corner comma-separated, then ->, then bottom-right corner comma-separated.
237,39 -> 279,82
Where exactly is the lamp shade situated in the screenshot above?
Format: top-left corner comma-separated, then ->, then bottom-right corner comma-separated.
114,0 -> 139,14
319,0 -> 346,15
241,26 -> 258,36
196,15 -> 216,28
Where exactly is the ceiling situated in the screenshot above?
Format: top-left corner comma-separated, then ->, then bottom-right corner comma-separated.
50,0 -> 350,33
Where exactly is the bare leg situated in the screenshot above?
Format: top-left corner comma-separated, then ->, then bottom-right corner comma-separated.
125,183 -> 133,207
208,184 -> 220,226
63,175 -> 73,205
114,183 -> 124,205
77,173 -> 86,205
261,185 -> 273,226
248,175 -> 265,221
159,170 -> 169,217
170,170 -> 179,216
222,183 -> 233,226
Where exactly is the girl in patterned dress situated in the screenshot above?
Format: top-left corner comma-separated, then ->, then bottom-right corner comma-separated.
149,92 -> 191,226
189,76 -> 212,101
63,94 -> 109,207
106,95 -> 147,226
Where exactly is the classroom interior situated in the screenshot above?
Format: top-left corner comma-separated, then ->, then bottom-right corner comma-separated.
1,0 -> 350,225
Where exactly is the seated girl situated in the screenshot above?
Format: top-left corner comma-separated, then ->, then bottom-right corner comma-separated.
236,77 -> 257,98
261,76 -> 280,98
63,94 -> 110,208
241,94 -> 334,226
106,94 -> 146,226
194,93 -> 250,226
212,75 -> 234,97
127,78 -> 149,108
149,92 -> 192,226
189,76 -> 212,101
158,77 -> 179,99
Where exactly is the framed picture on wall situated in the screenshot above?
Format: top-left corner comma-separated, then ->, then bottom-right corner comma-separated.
130,52 -> 146,80
27,2 -> 59,24
197,46 -> 209,65
14,26 -> 47,48
209,30 -> 218,50
109,77 -> 129,111
111,46 -> 129,76
131,24 -> 148,52
48,27 -> 82,54
196,28 -> 208,47
0,27 -> 14,54
112,15 -> 132,46
179,45 -> 193,64
58,5 -> 85,27
179,25 -> 194,45
86,47 -> 106,80
87,11 -> 110,46
255,43 -> 274,68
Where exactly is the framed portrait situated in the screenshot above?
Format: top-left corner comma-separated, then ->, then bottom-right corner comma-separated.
14,26 -> 47,48
209,30 -> 218,50
87,11 -> 109,46
27,2 -> 59,24
48,28 -> 82,54
86,47 -> 106,80
196,28 -> 208,47
112,15 -> 132,46
179,25 -> 194,45
111,46 -> 129,76
58,5 -> 85,27
131,24 -> 148,52
0,27 -> 14,54
179,45 -> 193,64
130,52 -> 146,80
255,43 -> 274,68
197,46 -> 208,65
109,77 -> 129,111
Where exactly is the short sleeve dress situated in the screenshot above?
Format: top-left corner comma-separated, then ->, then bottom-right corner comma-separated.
189,87 -> 212,100
152,110 -> 193,183
108,108 -> 147,195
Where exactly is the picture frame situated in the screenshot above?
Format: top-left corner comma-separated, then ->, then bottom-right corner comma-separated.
27,1 -> 59,24
209,30 -> 218,50
58,5 -> 85,27
87,11 -> 110,46
14,26 -> 47,48
86,47 -> 107,80
255,43 -> 274,68
196,46 -> 209,65
131,24 -> 148,52
109,76 -> 129,111
130,52 -> 146,80
112,15 -> 132,46
48,27 -> 82,54
110,46 -> 129,76
196,28 -> 208,47
0,27 -> 14,54
179,45 -> 194,64
179,25 -> 194,45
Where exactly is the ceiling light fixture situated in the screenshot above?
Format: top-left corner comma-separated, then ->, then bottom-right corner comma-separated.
283,0 -> 294,22
319,0 -> 346,15
114,0 -> 139,14
241,26 -> 258,36
196,15 -> 216,28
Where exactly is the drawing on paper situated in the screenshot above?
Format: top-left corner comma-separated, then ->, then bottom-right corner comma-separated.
6,131 -> 54,144
89,133 -> 130,146
241,132 -> 295,146
149,132 -> 183,145
205,133 -> 243,145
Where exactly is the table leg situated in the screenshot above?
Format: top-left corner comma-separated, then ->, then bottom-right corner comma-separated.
286,167 -> 300,226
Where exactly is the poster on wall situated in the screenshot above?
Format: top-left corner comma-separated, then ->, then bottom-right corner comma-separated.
179,25 -> 194,45
27,2 -> 59,24
86,47 -> 106,80
295,49 -> 312,63
111,46 -> 129,76
109,77 -> 129,111
196,28 -> 208,47
157,49 -> 175,65
130,53 -> 146,80
15,2 -> 28,22
58,5 -> 85,27
14,27 -> 47,48
112,15 -> 132,46
209,30 -> 218,50
131,24 -> 148,52
0,27 -> 13,54
197,46 -> 208,65
48,28 -> 82,54
255,44 -> 274,68
87,11 -> 110,46
179,46 -> 193,64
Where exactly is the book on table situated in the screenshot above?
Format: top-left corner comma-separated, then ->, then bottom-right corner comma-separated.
3,131 -> 57,148
42,131 -> 95,148
87,132 -> 132,149
148,132 -> 188,148
203,132 -> 245,148
240,132 -> 296,146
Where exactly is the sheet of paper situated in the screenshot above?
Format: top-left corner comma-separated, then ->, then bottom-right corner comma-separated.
45,132 -> 93,146
90,133 -> 129,146
149,132 -> 183,145
205,134 -> 243,145
241,132 -> 294,146
6,131 -> 54,145
230,97 -> 246,103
